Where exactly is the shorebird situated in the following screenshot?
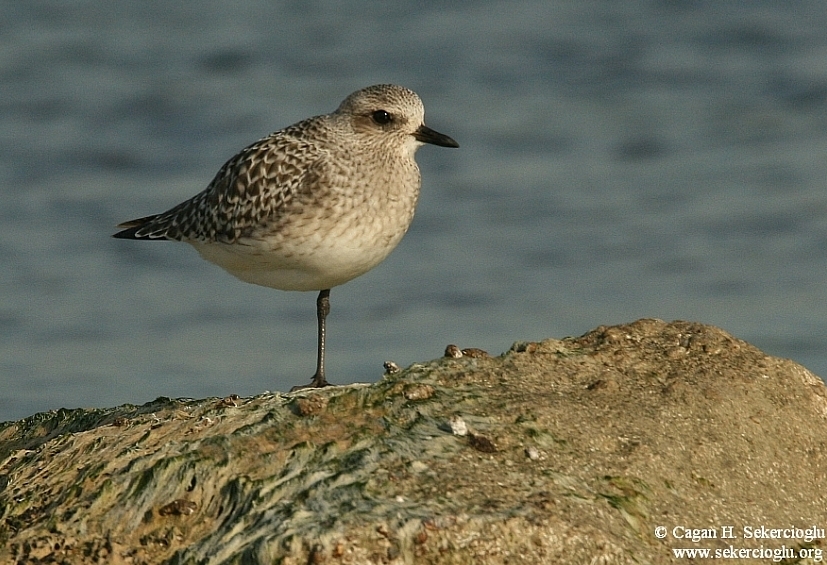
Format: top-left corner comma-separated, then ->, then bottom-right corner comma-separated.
113,84 -> 458,390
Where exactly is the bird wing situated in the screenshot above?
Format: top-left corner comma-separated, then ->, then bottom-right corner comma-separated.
113,128 -> 328,243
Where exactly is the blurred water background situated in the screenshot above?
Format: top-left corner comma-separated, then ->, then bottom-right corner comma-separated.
2,1 -> 827,423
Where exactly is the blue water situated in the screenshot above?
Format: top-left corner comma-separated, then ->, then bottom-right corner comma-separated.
2,0 -> 827,423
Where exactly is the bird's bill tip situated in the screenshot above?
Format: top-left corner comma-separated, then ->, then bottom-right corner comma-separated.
414,125 -> 459,148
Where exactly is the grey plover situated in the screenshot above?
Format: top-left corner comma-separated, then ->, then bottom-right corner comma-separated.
113,84 -> 458,389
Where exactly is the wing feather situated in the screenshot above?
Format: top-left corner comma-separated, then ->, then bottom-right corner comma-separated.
113,120 -> 329,243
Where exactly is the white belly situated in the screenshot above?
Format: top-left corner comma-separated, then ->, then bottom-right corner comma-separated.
188,225 -> 406,291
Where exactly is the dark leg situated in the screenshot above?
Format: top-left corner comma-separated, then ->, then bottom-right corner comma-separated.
291,289 -> 331,391
313,289 -> 331,386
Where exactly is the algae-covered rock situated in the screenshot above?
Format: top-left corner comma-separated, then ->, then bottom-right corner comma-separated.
1,319 -> 826,564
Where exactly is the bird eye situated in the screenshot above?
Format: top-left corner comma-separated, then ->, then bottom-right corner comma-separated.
371,110 -> 392,125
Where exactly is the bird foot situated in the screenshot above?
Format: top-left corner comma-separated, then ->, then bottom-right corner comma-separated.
290,374 -> 332,392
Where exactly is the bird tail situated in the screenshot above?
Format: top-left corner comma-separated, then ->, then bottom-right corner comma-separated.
112,215 -> 169,240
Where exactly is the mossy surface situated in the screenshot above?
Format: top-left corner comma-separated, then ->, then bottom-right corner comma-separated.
1,319 -> 826,564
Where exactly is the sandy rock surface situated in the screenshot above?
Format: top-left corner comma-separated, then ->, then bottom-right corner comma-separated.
1,319 -> 826,564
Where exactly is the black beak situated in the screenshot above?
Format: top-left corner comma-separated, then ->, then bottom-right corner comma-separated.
414,125 -> 459,148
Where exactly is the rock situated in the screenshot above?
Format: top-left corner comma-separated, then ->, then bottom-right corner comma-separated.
1,319 -> 826,564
